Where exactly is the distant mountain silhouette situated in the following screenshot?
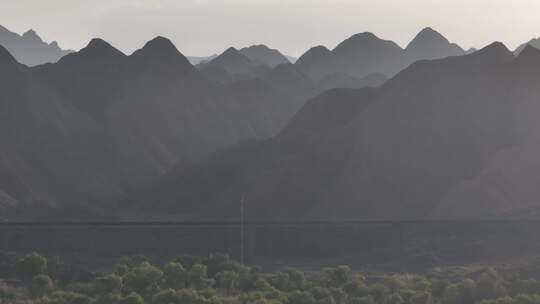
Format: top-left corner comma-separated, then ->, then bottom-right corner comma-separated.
405,27 -> 464,62
131,41 -> 540,221
515,38 -> 540,55
295,27 -> 465,80
0,25 -> 72,66
198,47 -> 270,84
0,37 -> 301,219
239,45 -> 290,68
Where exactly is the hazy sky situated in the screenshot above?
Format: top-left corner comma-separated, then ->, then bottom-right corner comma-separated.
1,0 -> 539,57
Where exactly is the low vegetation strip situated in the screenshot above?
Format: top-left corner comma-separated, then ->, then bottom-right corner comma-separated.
2,252 -> 540,304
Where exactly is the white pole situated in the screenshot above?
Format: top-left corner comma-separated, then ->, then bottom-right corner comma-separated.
240,195 -> 245,265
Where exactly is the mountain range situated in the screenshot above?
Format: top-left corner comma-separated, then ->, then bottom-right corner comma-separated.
3,26 -> 540,221
0,25 -> 72,66
0,37 -> 302,219
295,27 -> 466,80
130,43 -> 540,221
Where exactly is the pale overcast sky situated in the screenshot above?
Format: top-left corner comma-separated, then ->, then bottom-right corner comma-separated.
0,0 -> 539,57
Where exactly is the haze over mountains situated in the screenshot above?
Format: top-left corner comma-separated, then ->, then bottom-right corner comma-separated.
2,26 -> 540,221
0,36 -> 301,219
134,43 -> 540,221
0,25 -> 72,66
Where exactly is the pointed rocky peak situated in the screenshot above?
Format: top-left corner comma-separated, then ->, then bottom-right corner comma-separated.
465,42 -> 514,64
55,38 -> 125,67
130,36 -> 194,72
139,36 -> 179,55
515,44 -> 540,65
84,38 -> 125,58
84,38 -> 125,57
49,41 -> 60,48
405,27 -> 464,60
407,27 -> 450,49
22,29 -> 43,42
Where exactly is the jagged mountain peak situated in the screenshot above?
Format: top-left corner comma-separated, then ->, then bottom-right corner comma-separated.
22,29 -> 41,41
79,38 -> 125,59
84,38 -> 124,54
407,27 -> 451,48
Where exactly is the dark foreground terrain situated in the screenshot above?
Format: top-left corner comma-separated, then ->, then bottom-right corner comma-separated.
2,221 -> 540,272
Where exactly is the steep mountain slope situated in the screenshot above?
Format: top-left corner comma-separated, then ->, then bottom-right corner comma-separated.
239,45 -> 290,68
137,42 -> 540,221
295,28 -> 465,81
0,37 -> 302,219
0,25 -> 71,66
515,38 -> 540,55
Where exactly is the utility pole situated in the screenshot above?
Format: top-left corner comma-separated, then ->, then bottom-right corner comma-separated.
240,195 -> 245,266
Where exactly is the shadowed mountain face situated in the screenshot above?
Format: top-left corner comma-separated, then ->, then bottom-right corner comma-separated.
0,25 -> 72,66
239,45 -> 291,68
0,37 -> 302,219
136,42 -> 540,221
295,27 -> 465,80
